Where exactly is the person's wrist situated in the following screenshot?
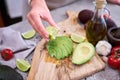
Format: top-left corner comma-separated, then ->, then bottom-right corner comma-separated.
107,0 -> 120,5
30,0 -> 46,7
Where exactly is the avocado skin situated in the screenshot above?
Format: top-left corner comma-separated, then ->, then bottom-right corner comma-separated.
0,65 -> 23,80
78,9 -> 94,24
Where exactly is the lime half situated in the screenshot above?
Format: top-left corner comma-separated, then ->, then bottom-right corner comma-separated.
71,33 -> 86,43
16,59 -> 31,72
22,29 -> 36,39
46,26 -> 58,39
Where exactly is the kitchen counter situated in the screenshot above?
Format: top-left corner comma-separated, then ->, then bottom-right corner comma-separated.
4,0 -> 120,80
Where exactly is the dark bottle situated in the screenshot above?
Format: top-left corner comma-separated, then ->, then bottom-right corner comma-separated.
86,0 -> 107,46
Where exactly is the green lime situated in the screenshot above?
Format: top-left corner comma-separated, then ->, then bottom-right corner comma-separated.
46,26 -> 58,39
22,29 -> 36,39
16,59 -> 31,72
71,33 -> 86,43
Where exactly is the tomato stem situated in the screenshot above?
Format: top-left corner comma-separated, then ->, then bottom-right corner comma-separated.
114,50 -> 120,58
116,50 -> 120,54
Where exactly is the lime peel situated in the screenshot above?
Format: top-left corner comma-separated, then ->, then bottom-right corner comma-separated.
46,26 -> 58,39
70,33 -> 86,43
16,59 -> 31,72
22,29 -> 36,39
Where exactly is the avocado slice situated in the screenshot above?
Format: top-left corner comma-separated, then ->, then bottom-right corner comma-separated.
72,42 -> 95,65
56,47 -> 64,59
56,36 -> 73,55
47,40 -> 56,57
59,43 -> 69,58
47,40 -> 59,58
65,38 -> 73,54
52,44 -> 63,60
55,36 -> 73,58
47,47 -> 56,57
47,36 -> 73,60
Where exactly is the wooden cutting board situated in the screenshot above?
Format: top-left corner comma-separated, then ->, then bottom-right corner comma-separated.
27,11 -> 105,80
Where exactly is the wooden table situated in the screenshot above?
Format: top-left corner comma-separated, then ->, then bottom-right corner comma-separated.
6,0 -> 120,80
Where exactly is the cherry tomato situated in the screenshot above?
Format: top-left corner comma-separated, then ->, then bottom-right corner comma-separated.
1,49 -> 14,61
111,46 -> 120,56
107,55 -> 120,69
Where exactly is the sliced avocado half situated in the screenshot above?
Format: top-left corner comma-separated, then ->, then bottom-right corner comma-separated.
72,42 -> 95,65
55,36 -> 73,55
47,36 -> 73,60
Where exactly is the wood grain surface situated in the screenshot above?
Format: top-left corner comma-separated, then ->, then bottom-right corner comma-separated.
27,11 -> 105,80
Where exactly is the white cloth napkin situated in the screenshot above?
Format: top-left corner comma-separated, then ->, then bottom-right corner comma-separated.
0,28 -> 36,68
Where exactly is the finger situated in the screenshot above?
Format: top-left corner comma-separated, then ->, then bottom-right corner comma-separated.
27,14 -> 40,33
28,16 -> 47,39
27,14 -> 42,36
27,13 -> 49,39
44,15 -> 60,29
48,17 -> 58,27
32,15 -> 49,39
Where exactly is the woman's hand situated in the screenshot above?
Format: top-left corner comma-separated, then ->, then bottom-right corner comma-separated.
27,0 -> 58,41
108,0 -> 120,5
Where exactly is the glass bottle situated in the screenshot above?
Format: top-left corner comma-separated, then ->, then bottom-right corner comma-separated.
86,0 -> 107,46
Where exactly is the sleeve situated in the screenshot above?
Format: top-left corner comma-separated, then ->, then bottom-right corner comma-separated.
28,0 -> 31,5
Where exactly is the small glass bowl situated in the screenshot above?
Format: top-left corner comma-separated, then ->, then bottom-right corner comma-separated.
107,27 -> 120,46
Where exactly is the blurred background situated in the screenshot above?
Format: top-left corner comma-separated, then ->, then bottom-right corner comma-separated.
0,0 -> 23,27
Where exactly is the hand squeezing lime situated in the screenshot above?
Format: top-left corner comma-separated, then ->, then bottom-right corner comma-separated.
46,26 -> 59,39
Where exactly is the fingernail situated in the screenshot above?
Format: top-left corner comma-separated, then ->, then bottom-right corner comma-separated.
43,35 -> 49,42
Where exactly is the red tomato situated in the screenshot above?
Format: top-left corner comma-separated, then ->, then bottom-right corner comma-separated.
118,61 -> 120,70
111,46 -> 120,56
119,62 -> 120,73
119,66 -> 120,73
107,55 -> 120,69
1,49 -> 14,61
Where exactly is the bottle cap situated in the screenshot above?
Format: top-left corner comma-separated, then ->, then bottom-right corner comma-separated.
95,0 -> 107,9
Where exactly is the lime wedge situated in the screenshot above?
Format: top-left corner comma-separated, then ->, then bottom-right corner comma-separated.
16,59 -> 31,72
22,29 -> 36,39
46,26 -> 58,39
71,33 -> 86,43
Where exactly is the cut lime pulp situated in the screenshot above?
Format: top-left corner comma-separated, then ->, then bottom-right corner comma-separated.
16,59 -> 31,72
71,33 -> 86,43
46,26 -> 58,39
22,29 -> 36,39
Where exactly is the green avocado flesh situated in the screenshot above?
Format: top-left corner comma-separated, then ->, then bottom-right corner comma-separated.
47,36 -> 73,60
72,42 -> 95,65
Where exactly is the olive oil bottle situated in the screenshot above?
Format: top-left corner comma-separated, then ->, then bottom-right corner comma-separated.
86,0 -> 107,46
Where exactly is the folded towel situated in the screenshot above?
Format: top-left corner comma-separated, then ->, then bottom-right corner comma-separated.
0,28 -> 36,68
